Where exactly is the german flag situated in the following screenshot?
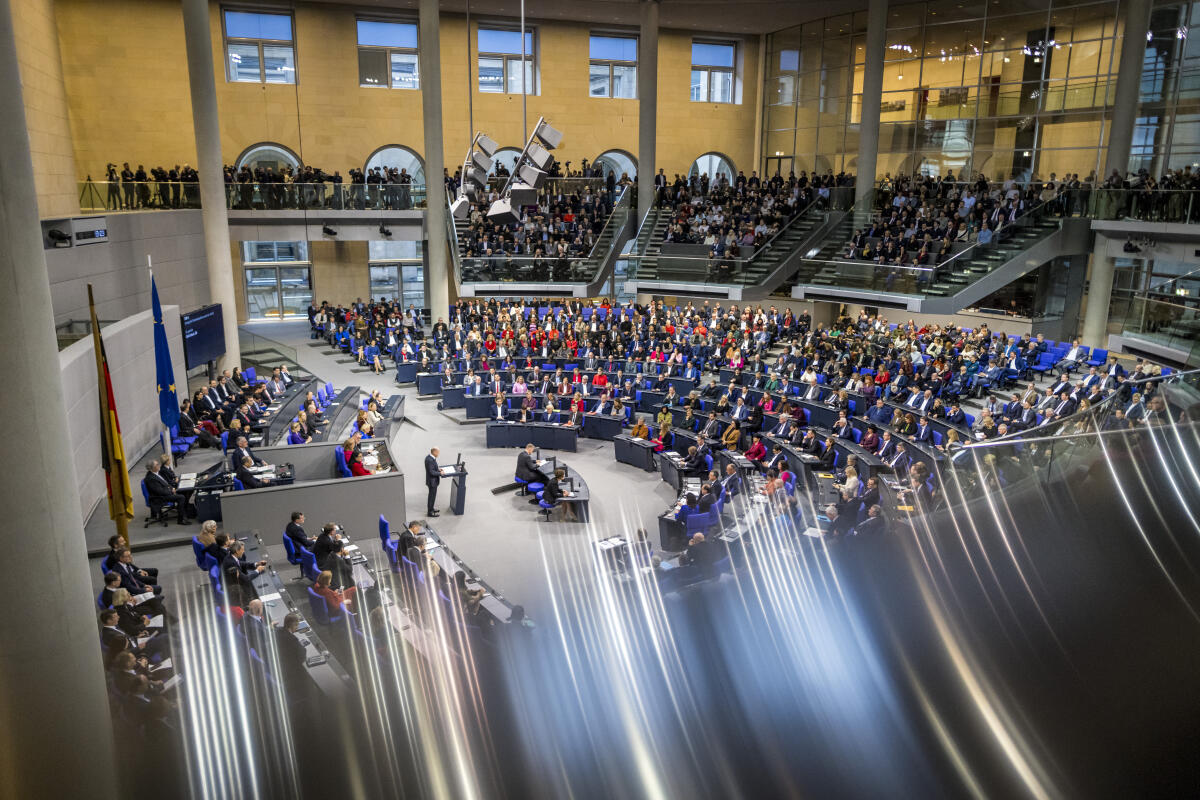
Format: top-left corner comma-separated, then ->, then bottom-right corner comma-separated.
88,285 -> 135,533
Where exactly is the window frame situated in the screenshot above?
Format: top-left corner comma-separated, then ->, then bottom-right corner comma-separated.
477,25 -> 538,95
691,38 -> 737,104
222,8 -> 297,85
368,242 -> 425,308
356,17 -> 420,90
588,33 -> 638,99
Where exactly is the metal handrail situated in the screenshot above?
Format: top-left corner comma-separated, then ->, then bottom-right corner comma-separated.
744,193 -> 826,266
956,367 -> 1197,449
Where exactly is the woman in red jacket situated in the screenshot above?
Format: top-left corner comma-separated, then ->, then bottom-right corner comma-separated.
315,570 -> 357,613
349,450 -> 373,477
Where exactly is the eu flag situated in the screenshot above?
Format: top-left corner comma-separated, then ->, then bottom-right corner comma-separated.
152,275 -> 180,429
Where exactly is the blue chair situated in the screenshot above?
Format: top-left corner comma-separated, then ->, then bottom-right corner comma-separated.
685,511 -> 713,538
378,514 -> 391,547
230,477 -> 245,491
704,454 -> 713,473
306,586 -> 343,625
382,537 -> 401,571
514,476 -> 545,496
191,536 -> 207,569
202,553 -> 218,572
299,550 -> 320,582
220,431 -> 229,452
537,497 -> 558,521
335,449 -> 353,478
282,533 -> 303,567
244,367 -> 257,384
141,480 -> 173,528
97,590 -> 109,610
1086,348 -> 1108,368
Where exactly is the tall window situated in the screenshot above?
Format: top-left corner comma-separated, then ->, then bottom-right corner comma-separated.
224,10 -> 295,84
357,19 -> 419,89
369,241 -> 425,308
478,27 -> 535,94
241,241 -> 311,319
589,35 -> 637,98
691,40 -> 735,103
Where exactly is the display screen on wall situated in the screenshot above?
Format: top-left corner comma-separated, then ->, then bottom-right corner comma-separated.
181,304 -> 226,369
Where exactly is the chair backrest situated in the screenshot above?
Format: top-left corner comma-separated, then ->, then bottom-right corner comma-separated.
231,477 -> 245,491
220,431 -> 229,452
704,454 -> 713,472
245,367 -> 257,383
383,537 -> 399,569
964,413 -> 975,428
140,480 -> 150,505
335,449 -> 352,478
300,550 -> 319,582
306,587 -> 331,625
685,511 -> 712,535
191,536 -> 207,569
378,514 -> 390,545
282,533 -> 301,565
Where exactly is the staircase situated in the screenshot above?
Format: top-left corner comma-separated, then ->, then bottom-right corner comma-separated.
455,186 -> 634,297
624,199 -> 843,301
630,207 -> 671,279
793,210 -> 1092,313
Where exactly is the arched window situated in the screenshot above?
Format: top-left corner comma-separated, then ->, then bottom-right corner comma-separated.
488,147 -> 522,177
364,145 -> 425,184
593,150 -> 637,181
235,142 -> 301,173
688,152 -> 735,185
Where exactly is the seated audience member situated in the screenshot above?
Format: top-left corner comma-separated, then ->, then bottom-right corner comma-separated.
542,467 -> 578,522
99,608 -> 168,665
285,511 -> 316,549
675,492 -> 700,523
683,532 -> 718,569
145,460 -> 188,525
629,416 -> 650,439
287,421 -> 311,445
516,443 -> 541,483
314,569 -> 357,613
236,455 -> 272,489
855,504 -> 888,534
315,522 -> 356,589
349,450 -> 375,477
222,540 -> 265,601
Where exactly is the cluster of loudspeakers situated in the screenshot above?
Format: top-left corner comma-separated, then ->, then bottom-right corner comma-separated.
450,118 -> 563,225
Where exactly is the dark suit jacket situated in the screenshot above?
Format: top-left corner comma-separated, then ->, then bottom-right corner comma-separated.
313,531 -> 344,572
235,464 -> 266,489
144,471 -> 176,498
275,627 -> 308,681
425,454 -> 440,487
516,451 -> 541,482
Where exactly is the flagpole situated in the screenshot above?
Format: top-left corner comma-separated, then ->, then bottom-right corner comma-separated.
89,283 -> 132,542
150,256 -> 169,465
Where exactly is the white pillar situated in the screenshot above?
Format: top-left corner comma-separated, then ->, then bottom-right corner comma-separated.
637,0 -> 659,227
1082,238 -> 1115,347
855,0 -> 888,211
420,0 -> 450,322
182,0 -> 240,369
0,0 -> 118,794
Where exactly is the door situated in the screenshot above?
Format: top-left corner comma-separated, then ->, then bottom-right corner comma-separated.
764,156 -> 794,179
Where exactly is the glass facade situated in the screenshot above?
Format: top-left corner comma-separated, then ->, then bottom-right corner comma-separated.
764,1 -> 1200,182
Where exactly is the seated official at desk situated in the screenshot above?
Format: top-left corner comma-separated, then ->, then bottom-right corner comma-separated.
287,421 -> 311,445
629,416 -> 650,439
229,435 -> 262,472
542,468 -> 578,522
348,450 -> 376,476
489,395 -> 509,421
285,511 -> 316,549
682,532 -> 718,568
314,522 -> 356,589
682,446 -> 706,476
145,460 -> 188,525
222,540 -> 266,601
675,492 -> 700,522
399,520 -> 427,555
235,456 -> 273,488
516,443 -> 542,483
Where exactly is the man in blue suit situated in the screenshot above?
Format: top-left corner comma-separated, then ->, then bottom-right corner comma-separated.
424,448 -> 441,517
913,417 -> 933,443
866,398 -> 893,426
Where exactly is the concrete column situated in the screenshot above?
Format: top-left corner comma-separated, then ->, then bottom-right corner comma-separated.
637,0 -> 659,228
1104,0 -> 1151,178
855,0 -> 888,214
1082,238 -> 1116,347
182,0 -> 240,369
420,0 -> 450,323
0,0 -> 118,795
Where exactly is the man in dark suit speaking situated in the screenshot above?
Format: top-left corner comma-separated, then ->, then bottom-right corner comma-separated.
425,447 -> 441,517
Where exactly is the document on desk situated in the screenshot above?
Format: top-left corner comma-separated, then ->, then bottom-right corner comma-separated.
801,527 -> 823,538
258,592 -> 281,603
440,466 -> 452,475
146,615 -> 165,629
344,544 -> 360,553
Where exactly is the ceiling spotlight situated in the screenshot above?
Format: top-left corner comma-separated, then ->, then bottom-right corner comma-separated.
471,151 -> 494,173
525,142 -> 554,171
486,198 -> 518,225
509,181 -> 537,207
517,162 -> 547,188
534,119 -> 563,150
466,166 -> 489,189
476,133 -> 499,157
379,224 -> 392,237
450,196 -> 471,220
322,225 -> 337,237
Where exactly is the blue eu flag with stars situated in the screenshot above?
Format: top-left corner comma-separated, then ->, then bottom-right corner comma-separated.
152,275 -> 180,429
